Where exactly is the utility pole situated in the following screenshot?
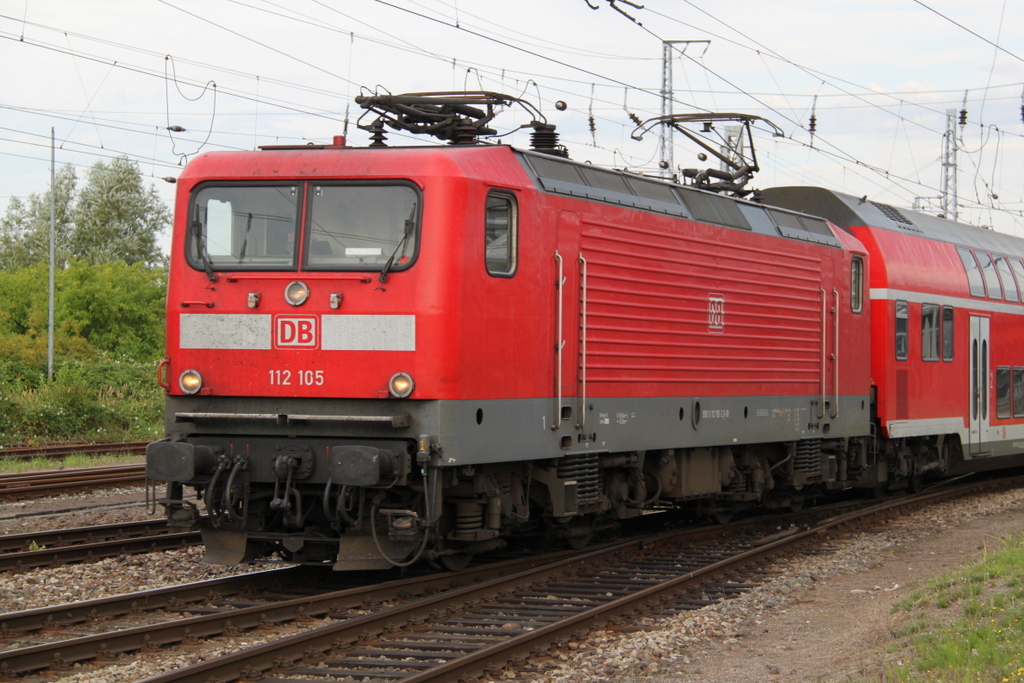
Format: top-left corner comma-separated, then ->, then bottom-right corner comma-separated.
659,40 -> 709,180
940,109 -> 958,221
47,128 -> 55,382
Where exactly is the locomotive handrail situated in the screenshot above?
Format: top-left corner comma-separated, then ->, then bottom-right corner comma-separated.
819,287 -> 826,420
554,251 -> 565,430
174,412 -> 411,428
578,253 -> 588,429
223,273 -> 374,283
833,287 -> 840,419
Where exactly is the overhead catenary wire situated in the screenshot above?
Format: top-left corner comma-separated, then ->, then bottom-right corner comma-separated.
1,2 -> 1021,231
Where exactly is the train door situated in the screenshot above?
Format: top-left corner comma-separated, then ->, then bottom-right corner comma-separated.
968,315 -> 990,456
554,211 -> 581,431
821,257 -> 839,420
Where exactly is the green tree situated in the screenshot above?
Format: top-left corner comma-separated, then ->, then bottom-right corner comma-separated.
70,157 -> 170,268
0,156 -> 170,270
57,261 -> 167,360
0,164 -> 76,270
0,261 -> 166,370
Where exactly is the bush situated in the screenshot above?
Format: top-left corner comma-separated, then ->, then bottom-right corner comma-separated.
0,261 -> 167,444
0,355 -> 164,443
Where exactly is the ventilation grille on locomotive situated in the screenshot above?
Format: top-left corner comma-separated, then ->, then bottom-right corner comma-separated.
794,439 -> 822,476
556,453 -> 601,504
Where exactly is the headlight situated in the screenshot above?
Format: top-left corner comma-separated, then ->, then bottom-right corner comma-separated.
285,280 -> 309,306
389,372 -> 414,398
179,369 -> 203,395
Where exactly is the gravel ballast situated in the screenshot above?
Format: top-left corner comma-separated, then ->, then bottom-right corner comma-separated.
1,484 -> 1022,682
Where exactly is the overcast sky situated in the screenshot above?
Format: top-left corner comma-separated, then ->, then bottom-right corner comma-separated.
2,0 -> 1022,240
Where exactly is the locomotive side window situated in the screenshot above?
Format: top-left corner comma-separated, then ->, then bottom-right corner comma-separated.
957,247 -> 986,298
306,184 -> 420,271
995,255 -> 1020,303
942,306 -> 954,361
485,191 -> 517,277
996,366 -> 1012,419
921,304 -> 940,361
850,256 -> 864,313
1015,368 -> 1024,418
975,251 -> 1003,299
895,300 -> 909,361
188,184 -> 300,270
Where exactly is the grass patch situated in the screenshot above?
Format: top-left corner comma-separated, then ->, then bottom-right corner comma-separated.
0,452 -> 143,474
875,532 -> 1024,682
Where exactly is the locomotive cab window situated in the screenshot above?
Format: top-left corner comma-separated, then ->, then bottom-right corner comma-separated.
188,184 -> 300,271
957,247 -> 986,298
921,304 -> 939,361
895,300 -> 909,361
850,255 -> 864,313
485,191 -> 517,277
305,183 -> 420,271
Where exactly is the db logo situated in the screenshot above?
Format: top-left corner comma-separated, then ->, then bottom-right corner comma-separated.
275,316 -> 318,348
708,294 -> 725,333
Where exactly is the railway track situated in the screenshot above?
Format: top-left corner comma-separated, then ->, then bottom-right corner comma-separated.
0,519 -> 200,572
0,474 -> 1015,682
0,441 -> 148,461
0,464 -> 147,500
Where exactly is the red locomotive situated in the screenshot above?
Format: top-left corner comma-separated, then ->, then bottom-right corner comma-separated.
145,93 -> 1021,571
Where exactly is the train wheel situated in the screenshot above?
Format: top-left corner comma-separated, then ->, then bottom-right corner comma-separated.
439,549 -> 473,572
788,497 -> 805,513
712,508 -> 733,525
566,525 -> 595,550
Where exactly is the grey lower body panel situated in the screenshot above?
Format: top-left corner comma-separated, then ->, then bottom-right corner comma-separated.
165,393 -> 870,467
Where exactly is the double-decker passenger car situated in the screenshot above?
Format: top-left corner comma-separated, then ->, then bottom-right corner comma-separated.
762,187 -> 1024,479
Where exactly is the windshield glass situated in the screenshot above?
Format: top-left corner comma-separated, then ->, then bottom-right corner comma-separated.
305,184 -> 419,271
189,185 -> 300,270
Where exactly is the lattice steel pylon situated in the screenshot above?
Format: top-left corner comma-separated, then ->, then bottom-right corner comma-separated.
940,108 -> 958,221
659,40 -> 709,180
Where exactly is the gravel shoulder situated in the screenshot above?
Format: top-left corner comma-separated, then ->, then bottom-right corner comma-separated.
524,487 -> 1024,683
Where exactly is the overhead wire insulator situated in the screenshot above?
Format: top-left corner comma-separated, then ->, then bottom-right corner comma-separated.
959,89 -> 968,128
809,94 -> 818,147
588,85 -> 597,146
628,112 -> 643,126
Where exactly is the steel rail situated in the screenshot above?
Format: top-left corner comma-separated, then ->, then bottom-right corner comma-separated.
0,441 -> 148,460
0,541 -> 645,676
0,521 -> 201,573
0,464 -> 146,499
133,475 -> 1018,683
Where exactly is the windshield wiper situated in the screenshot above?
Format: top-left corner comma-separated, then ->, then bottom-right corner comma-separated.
191,217 -> 218,283
237,212 -> 253,262
379,204 -> 417,284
